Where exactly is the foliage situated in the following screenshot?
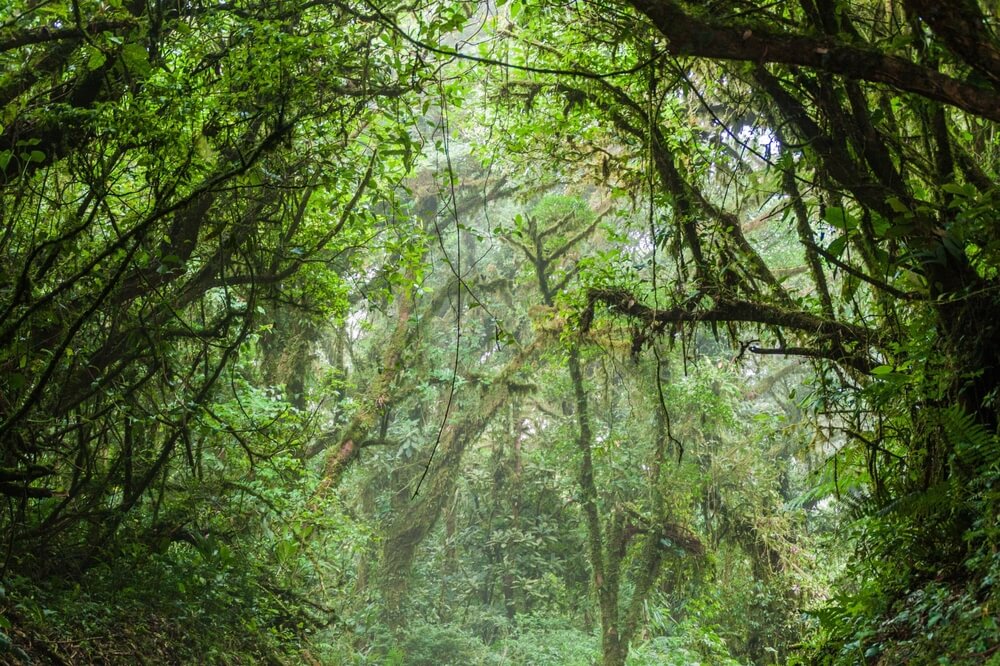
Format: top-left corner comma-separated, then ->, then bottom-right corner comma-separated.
2,0 -> 1000,663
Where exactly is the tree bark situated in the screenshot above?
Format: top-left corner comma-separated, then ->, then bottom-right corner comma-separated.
627,0 -> 1000,122
379,340 -> 542,625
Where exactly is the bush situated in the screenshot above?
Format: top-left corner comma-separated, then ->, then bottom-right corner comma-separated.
397,621 -> 490,665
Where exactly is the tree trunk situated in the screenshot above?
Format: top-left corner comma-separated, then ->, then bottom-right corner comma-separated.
379,341 -> 541,626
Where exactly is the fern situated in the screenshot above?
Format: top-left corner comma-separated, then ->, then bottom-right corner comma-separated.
940,405 -> 997,471
876,482 -> 950,519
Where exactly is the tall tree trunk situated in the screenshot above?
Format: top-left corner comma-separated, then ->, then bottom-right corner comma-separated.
310,289 -> 414,499
379,341 -> 541,626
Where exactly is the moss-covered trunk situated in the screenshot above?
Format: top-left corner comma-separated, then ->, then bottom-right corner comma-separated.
379,340 -> 541,627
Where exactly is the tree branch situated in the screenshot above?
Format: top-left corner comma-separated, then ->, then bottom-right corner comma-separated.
628,0 -> 1000,122
583,287 -> 879,372
904,0 -> 1000,87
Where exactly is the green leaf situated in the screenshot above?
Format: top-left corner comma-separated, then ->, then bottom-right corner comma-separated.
941,182 -> 975,198
824,206 -> 857,231
886,196 -> 910,214
871,215 -> 891,236
87,47 -> 107,70
122,43 -> 152,75
194,135 -> 213,160
884,223 -> 913,239
826,234 -> 848,259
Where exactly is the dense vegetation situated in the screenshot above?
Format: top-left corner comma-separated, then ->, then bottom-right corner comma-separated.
1,0 -> 999,663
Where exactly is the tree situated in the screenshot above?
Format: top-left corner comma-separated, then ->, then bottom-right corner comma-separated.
3,0 -> 999,662
0,0 -> 428,578
474,0 -> 1000,660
